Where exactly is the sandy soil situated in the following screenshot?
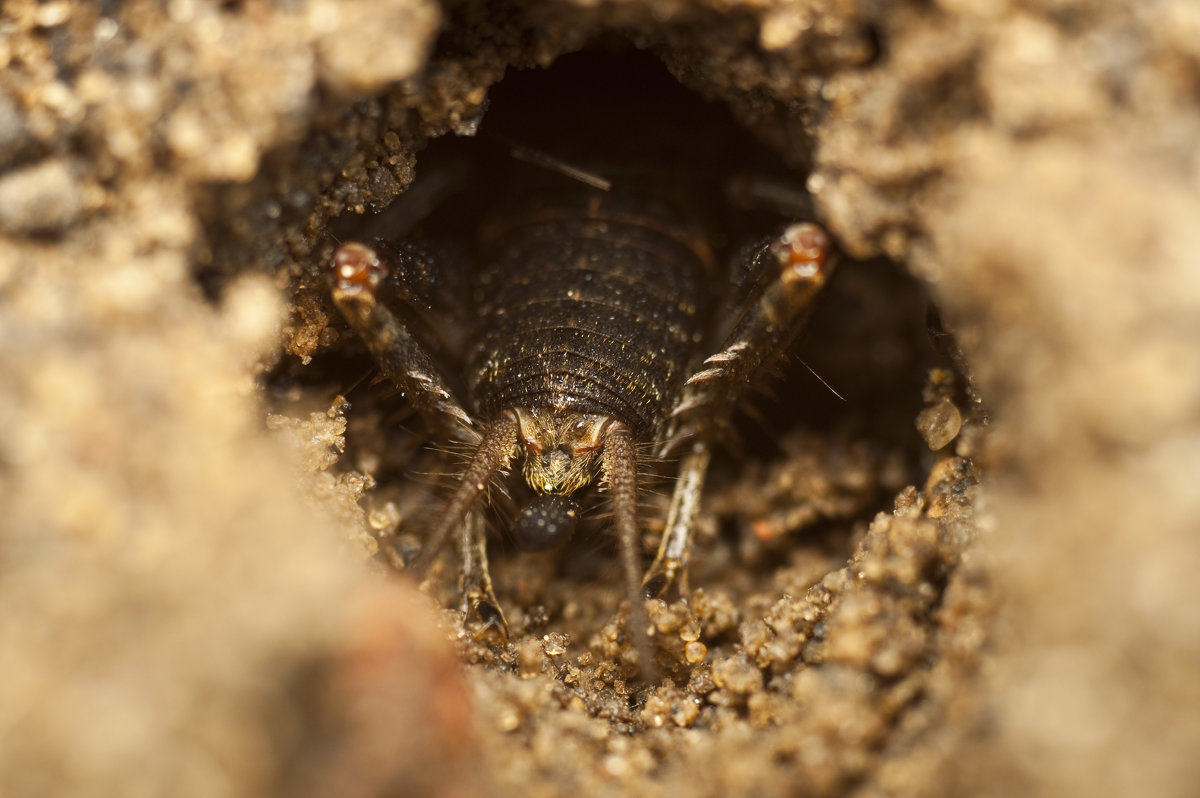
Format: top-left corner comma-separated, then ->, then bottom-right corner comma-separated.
1,1 -> 1197,797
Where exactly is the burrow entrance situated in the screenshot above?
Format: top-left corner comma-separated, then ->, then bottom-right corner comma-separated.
237,16 -> 987,797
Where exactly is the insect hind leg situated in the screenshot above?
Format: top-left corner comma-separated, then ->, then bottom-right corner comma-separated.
648,223 -> 833,600
330,241 -> 477,442
663,222 -> 835,452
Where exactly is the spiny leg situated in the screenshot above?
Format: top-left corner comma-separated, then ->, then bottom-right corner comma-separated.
330,242 -> 476,442
601,422 -> 659,681
664,222 -> 834,452
642,441 -> 711,601
651,223 -> 834,598
334,245 -> 517,636
459,510 -> 508,645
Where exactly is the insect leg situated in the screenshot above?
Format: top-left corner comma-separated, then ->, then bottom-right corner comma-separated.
662,222 -> 835,453
601,422 -> 659,681
459,510 -> 509,645
642,441 -> 711,600
330,242 -> 476,442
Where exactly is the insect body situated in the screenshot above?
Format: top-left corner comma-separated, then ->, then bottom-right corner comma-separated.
331,167 -> 832,676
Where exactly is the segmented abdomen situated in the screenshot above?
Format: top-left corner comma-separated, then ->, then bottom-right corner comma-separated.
468,196 -> 710,436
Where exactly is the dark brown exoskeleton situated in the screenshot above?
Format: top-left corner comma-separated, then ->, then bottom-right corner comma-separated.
330,162 -> 833,676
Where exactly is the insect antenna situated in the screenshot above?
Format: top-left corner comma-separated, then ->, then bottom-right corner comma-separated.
509,143 -> 613,191
484,131 -> 614,192
407,412 -> 519,575
601,423 -> 659,683
330,364 -> 377,401
797,356 -> 846,402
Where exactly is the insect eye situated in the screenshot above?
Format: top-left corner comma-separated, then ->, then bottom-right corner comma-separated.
513,494 -> 580,552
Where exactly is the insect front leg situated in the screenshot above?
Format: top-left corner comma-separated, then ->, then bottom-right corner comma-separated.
642,442 -> 710,600
459,510 -> 508,645
651,223 -> 835,598
330,240 -> 477,442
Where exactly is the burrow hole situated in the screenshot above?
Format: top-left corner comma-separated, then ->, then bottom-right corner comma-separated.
266,44 -> 969,670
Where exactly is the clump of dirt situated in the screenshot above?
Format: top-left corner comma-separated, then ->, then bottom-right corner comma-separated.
1,2 -> 1197,798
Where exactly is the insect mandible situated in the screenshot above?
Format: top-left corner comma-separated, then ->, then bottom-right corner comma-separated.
328,115 -> 833,677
